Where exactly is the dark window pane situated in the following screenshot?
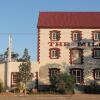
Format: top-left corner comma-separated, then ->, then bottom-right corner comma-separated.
72,70 -> 76,76
76,77 -> 81,83
77,70 -> 81,76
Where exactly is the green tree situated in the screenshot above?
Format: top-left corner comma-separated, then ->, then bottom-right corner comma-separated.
22,48 -> 30,61
4,48 -> 19,61
4,48 -> 9,60
50,72 -> 75,94
18,48 -> 32,95
19,61 -> 32,95
11,52 -> 19,61
0,54 -> 5,63
18,48 -> 30,62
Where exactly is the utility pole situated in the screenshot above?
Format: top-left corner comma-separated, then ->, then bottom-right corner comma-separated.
6,33 -> 13,88
8,33 -> 12,62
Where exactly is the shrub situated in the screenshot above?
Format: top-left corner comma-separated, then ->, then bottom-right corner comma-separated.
0,80 -> 3,93
50,73 -> 75,94
17,82 -> 25,93
84,81 -> 100,94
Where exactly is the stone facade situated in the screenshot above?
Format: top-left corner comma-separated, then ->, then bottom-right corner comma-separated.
38,28 -> 100,85
37,12 -> 100,86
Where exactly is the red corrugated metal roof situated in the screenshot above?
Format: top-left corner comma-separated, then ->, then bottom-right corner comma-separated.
37,12 -> 100,28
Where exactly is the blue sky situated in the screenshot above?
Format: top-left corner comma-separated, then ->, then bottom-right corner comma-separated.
0,0 -> 100,61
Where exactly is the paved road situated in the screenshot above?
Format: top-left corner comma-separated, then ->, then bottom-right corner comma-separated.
0,94 -> 100,100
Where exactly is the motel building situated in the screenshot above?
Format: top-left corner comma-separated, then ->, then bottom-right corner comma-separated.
0,12 -> 100,90
37,12 -> 100,88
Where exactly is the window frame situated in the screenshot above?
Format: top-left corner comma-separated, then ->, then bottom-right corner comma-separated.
93,69 -> 100,80
11,72 -> 19,87
92,31 -> 100,41
49,68 -> 60,77
71,31 -> 82,41
70,68 -> 83,84
92,48 -> 100,59
50,30 -> 61,41
69,48 -> 83,64
49,48 -> 60,59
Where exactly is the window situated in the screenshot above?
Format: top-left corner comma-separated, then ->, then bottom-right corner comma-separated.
70,69 -> 83,83
49,48 -> 60,59
93,69 -> 100,80
71,31 -> 82,41
11,72 -> 19,86
92,48 -> 100,59
49,68 -> 60,77
70,48 -> 83,64
50,30 -> 60,41
92,31 -> 100,41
